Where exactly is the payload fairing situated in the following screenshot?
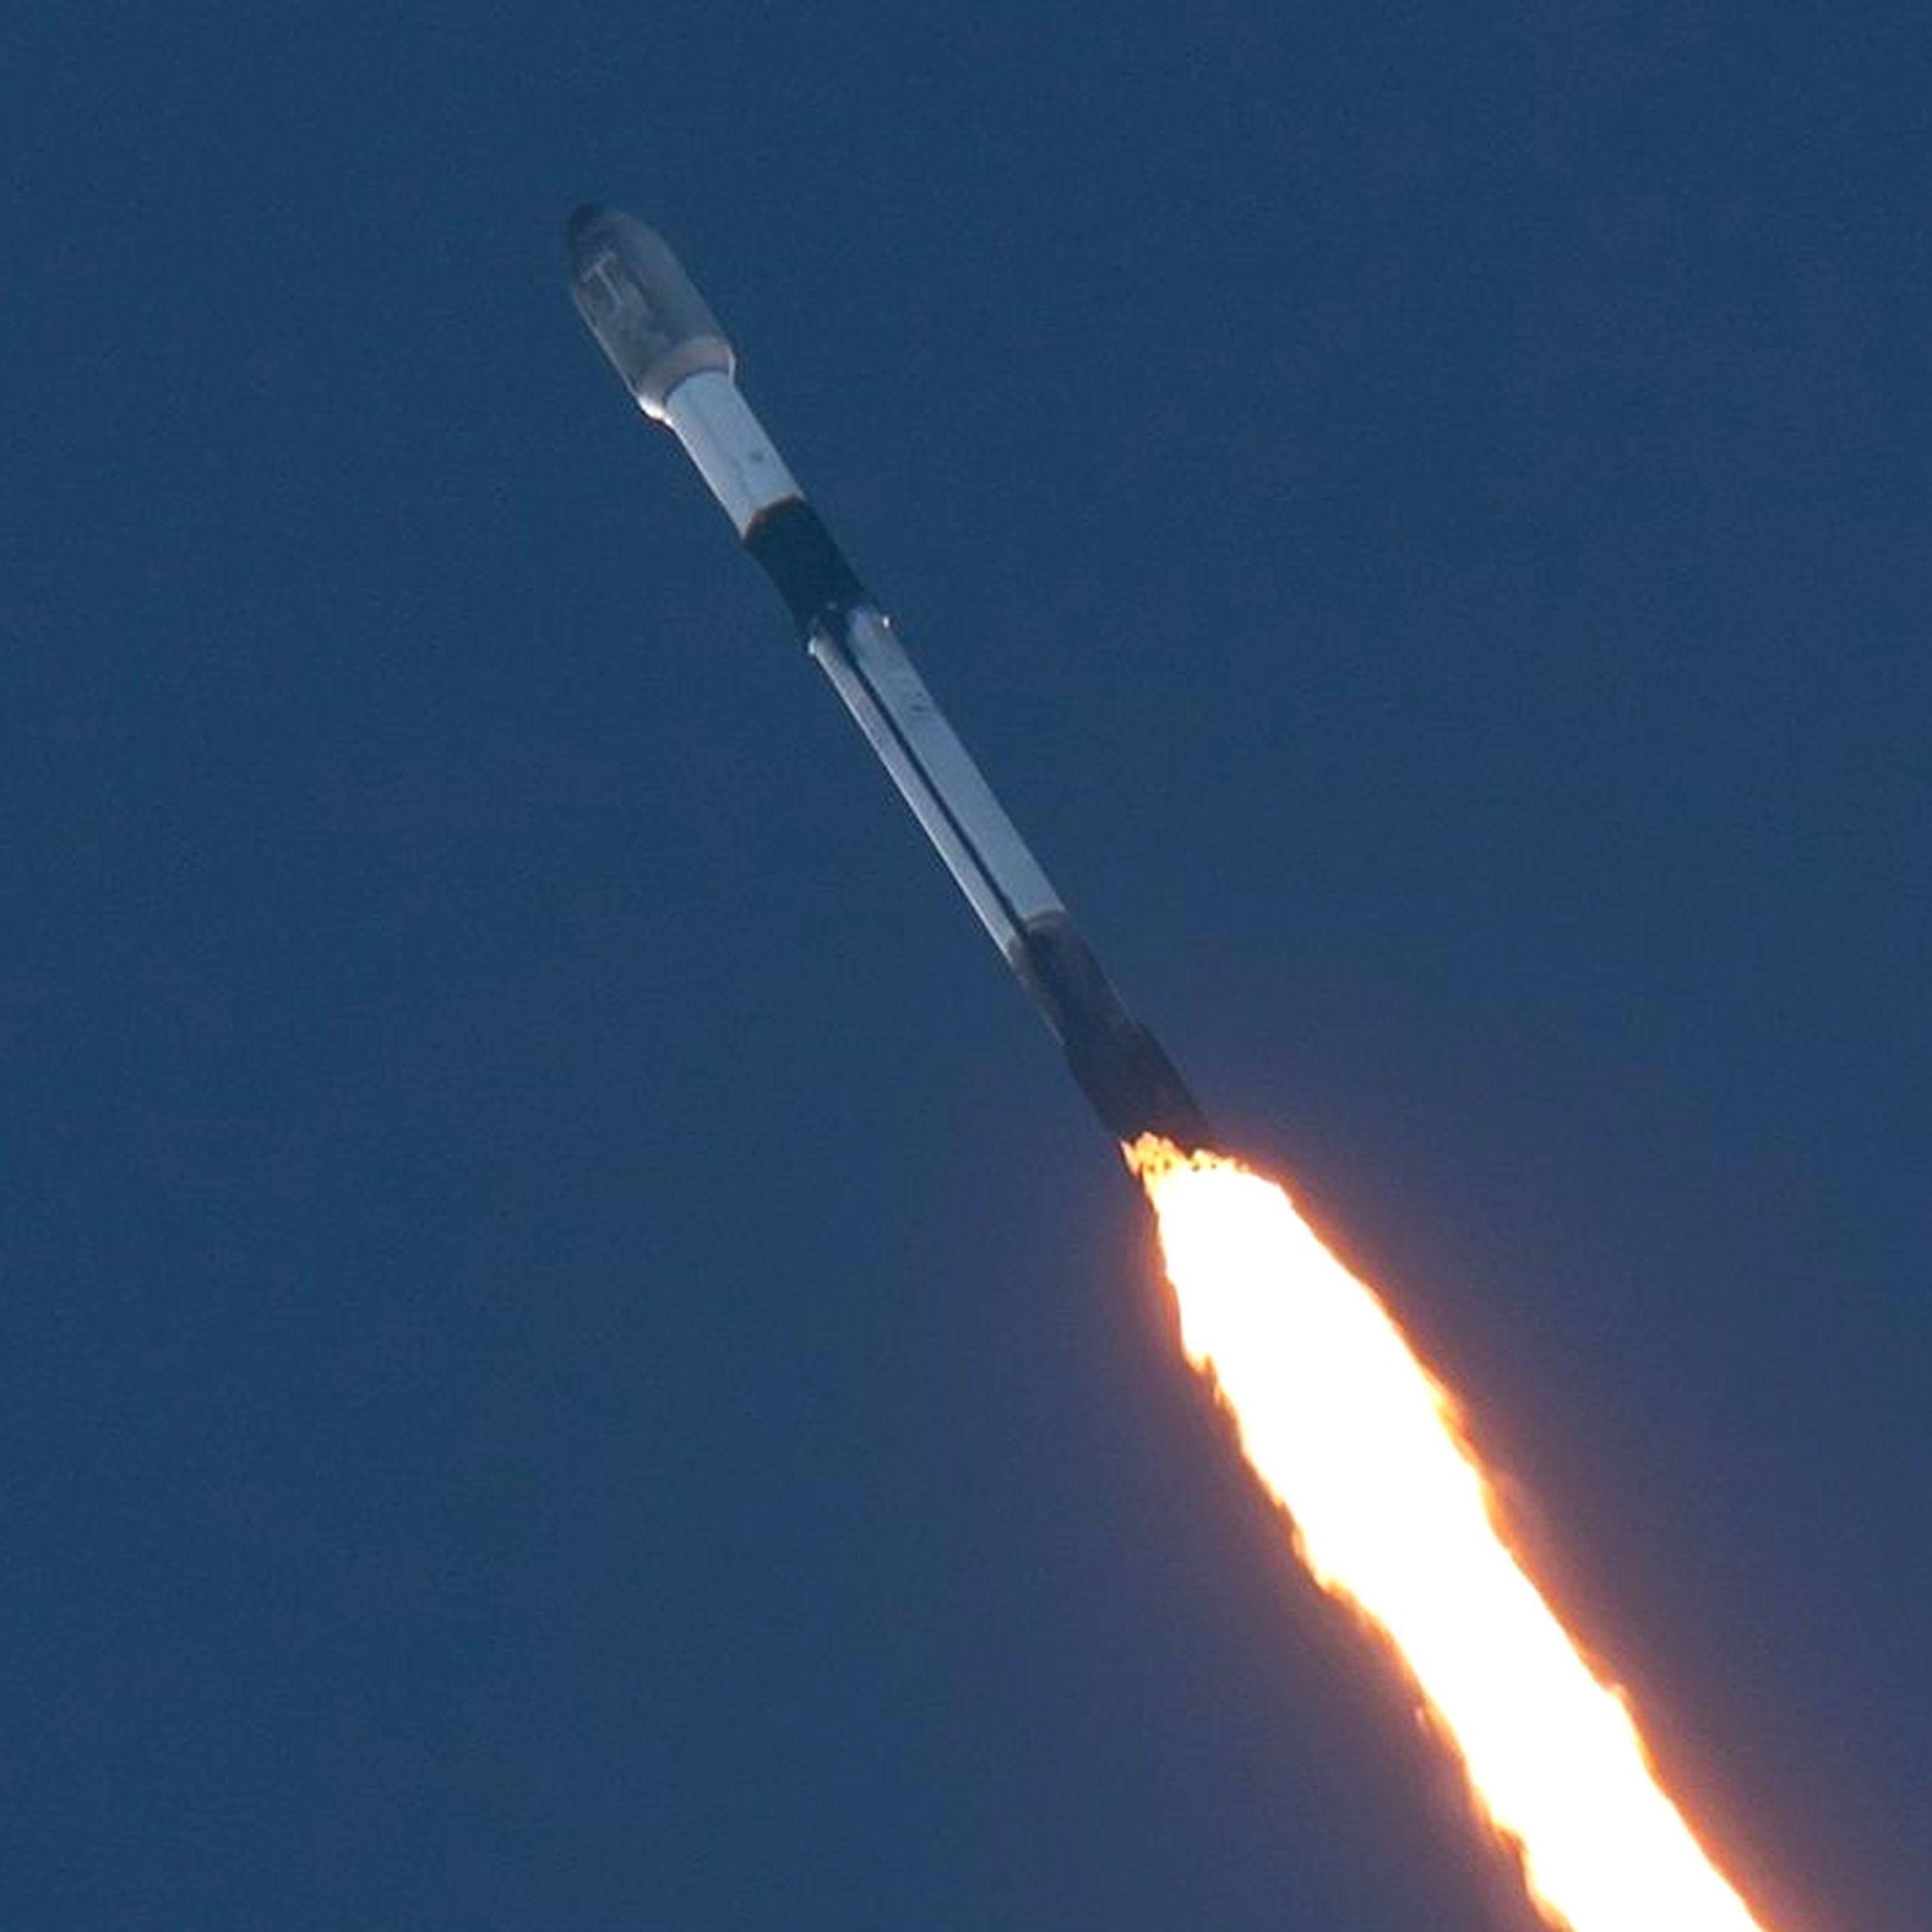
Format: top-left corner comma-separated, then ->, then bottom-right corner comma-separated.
568,206 -> 1211,1152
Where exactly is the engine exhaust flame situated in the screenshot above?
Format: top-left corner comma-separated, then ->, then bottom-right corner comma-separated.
1126,1135 -> 1769,1932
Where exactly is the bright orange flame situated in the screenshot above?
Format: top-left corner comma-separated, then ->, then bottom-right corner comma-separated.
1127,1134 -> 1769,1932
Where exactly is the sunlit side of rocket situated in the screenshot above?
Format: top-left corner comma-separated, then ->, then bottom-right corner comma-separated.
567,206 -> 1211,1153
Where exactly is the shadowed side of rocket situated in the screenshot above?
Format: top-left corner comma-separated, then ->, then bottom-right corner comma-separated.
566,206 -> 1213,1154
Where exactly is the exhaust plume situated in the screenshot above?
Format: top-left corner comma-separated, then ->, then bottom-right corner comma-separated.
1128,1135 -> 1769,1932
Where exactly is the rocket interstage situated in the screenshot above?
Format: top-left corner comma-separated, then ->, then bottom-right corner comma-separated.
566,205 -> 1212,1154
567,208 -> 1781,1931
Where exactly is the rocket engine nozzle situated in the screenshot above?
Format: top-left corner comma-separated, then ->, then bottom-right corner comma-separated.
1013,914 -> 1215,1152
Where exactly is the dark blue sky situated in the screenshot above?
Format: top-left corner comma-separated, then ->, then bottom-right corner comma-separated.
6,6 -> 1927,1927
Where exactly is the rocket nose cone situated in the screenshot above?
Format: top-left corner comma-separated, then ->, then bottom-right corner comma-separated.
567,202 -> 614,270
565,204 -> 687,291
564,204 -> 735,415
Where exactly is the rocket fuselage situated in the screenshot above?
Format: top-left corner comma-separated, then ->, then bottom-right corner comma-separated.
567,206 -> 1212,1154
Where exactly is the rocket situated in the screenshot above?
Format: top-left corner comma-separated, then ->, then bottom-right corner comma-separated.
567,206 -> 1212,1153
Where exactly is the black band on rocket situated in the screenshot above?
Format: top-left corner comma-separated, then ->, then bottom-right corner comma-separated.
744,499 -> 869,637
